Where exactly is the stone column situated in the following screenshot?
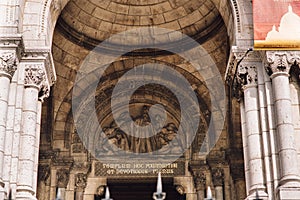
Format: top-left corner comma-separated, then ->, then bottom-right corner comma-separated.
237,53 -> 268,198
75,173 -> 87,200
0,51 -> 17,198
212,168 -> 224,200
265,51 -> 300,197
16,63 -> 50,199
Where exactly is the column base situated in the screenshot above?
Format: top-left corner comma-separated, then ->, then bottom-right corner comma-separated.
16,185 -> 36,200
279,175 -> 300,187
246,190 -> 268,200
277,185 -> 300,200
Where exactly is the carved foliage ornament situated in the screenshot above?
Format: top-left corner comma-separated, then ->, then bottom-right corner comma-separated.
24,64 -> 46,87
56,169 -> 70,188
232,65 -> 257,101
0,52 -> 17,77
25,64 -> 50,100
266,51 -> 300,75
237,65 -> 258,87
212,168 -> 224,186
192,171 -> 206,190
75,173 -> 87,190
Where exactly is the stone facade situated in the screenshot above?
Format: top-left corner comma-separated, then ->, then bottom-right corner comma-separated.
0,0 -> 300,200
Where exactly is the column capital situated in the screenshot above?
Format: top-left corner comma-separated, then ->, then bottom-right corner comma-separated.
56,169 -> 70,188
233,61 -> 258,101
75,173 -> 87,192
189,161 -> 208,191
22,49 -> 56,101
193,171 -> 206,191
211,168 -> 224,187
0,35 -> 23,79
264,51 -> 300,76
0,51 -> 17,78
225,47 -> 261,101
24,64 -> 50,101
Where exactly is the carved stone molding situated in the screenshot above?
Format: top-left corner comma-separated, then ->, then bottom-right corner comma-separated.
0,52 -> 17,78
71,162 -> 91,175
38,164 -> 51,183
212,168 -> 224,187
56,169 -> 70,188
265,51 -> 300,75
75,173 -> 87,191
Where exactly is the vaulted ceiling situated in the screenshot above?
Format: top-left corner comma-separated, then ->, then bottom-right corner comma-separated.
46,0 -> 230,156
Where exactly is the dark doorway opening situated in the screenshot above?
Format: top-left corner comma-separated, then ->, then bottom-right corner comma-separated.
95,178 -> 186,200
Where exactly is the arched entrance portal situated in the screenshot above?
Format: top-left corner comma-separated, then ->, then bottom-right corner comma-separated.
36,0 -> 246,199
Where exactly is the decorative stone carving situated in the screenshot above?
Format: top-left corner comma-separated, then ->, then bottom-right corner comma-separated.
175,185 -> 185,195
71,162 -> 91,174
22,50 -> 56,86
237,65 -> 258,86
38,165 -> 50,182
0,52 -> 17,77
56,169 -> 70,188
24,64 -> 50,100
75,173 -> 87,191
24,64 -> 46,87
96,185 -> 105,196
265,51 -> 300,75
95,105 -> 182,154
212,168 -> 224,187
192,170 -> 206,191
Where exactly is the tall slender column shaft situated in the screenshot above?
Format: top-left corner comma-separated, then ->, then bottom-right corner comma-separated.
243,84 -> 265,192
271,72 -> 299,184
0,52 -> 17,198
237,57 -> 268,198
16,63 -> 49,199
265,51 -> 300,187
